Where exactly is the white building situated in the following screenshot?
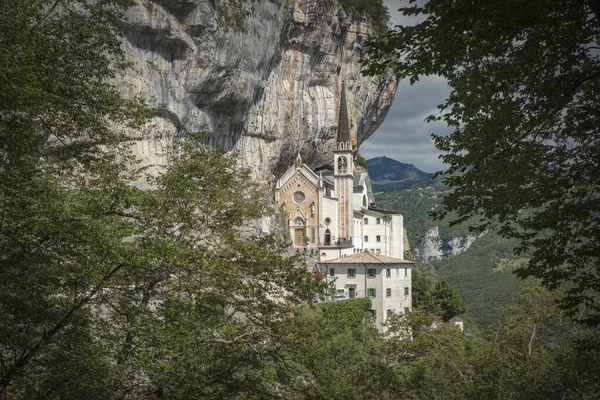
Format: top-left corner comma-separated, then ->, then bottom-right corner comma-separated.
274,82 -> 413,331
320,253 -> 413,332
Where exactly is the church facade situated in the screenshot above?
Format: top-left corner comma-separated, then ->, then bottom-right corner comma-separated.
274,83 -> 413,331
274,84 -> 406,262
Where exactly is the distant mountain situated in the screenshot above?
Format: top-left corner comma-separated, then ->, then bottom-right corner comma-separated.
366,156 -> 430,181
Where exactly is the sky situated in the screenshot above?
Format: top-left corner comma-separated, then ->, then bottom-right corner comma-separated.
359,1 -> 452,173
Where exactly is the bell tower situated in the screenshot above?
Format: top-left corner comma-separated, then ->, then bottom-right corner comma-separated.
334,82 -> 354,241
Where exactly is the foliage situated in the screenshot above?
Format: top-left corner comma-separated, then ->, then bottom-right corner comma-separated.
411,270 -> 465,322
432,280 -> 466,321
366,1 -> 600,324
433,232 -> 521,328
0,1 -> 322,397
374,178 -> 458,245
385,283 -> 600,399
268,298 -> 399,399
355,153 -> 368,169
339,0 -> 390,35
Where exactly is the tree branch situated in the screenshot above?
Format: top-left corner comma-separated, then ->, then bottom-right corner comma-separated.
528,321 -> 536,357
0,262 -> 129,391
586,0 -> 600,22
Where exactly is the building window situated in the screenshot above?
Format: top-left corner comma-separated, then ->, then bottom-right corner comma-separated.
386,288 -> 391,297
329,268 -> 335,277
292,191 -> 306,204
387,309 -> 393,319
405,307 -> 410,314
376,235 -> 381,242
404,287 -> 409,296
367,288 -> 376,297
311,228 -> 315,243
364,235 -> 369,242
347,268 -> 356,278
404,268 -> 408,277
367,268 -> 376,278
324,217 -> 331,225
386,268 -> 391,277
376,218 -> 381,225
338,156 -> 348,173
364,218 -> 369,224
369,309 -> 376,318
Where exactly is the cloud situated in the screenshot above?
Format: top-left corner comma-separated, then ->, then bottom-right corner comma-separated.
359,2 -> 452,174
361,77 -> 452,173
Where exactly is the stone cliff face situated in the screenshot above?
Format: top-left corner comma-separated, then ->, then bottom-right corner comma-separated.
420,226 -> 444,263
117,0 -> 396,180
419,226 -> 480,263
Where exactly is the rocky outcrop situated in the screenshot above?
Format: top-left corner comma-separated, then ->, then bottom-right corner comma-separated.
448,234 -> 477,256
419,226 -> 480,263
420,226 -> 444,263
117,0 -> 397,180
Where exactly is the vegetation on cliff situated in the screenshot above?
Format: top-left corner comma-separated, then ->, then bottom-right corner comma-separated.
339,0 -> 389,35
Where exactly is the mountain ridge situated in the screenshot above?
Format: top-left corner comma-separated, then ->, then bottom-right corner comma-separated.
366,156 -> 430,181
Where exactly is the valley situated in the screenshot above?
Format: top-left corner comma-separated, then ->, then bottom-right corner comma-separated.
369,156 -> 523,328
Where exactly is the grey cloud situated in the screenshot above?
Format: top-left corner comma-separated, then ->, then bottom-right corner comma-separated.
360,77 -> 452,173
359,2 -> 452,173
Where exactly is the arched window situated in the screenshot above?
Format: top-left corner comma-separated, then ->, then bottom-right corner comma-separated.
362,195 -> 367,207
294,217 -> 305,226
337,156 -> 348,173
324,229 -> 331,246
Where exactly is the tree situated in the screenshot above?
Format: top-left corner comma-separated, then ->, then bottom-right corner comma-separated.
367,1 -> 600,324
411,270 -> 465,321
410,269 -> 436,310
339,0 -> 390,35
385,282 -> 600,399
0,1 -> 322,397
432,280 -> 466,322
269,298 -> 398,399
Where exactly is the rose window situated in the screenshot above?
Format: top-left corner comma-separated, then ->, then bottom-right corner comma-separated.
293,191 -> 305,204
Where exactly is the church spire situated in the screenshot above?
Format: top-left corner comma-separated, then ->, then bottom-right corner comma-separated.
337,81 -> 351,146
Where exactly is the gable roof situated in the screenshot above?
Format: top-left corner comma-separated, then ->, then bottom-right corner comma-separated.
320,252 -> 414,265
275,162 -> 320,191
449,316 -> 463,323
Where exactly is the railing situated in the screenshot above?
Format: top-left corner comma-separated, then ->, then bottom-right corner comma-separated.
321,238 -> 353,248
311,290 -> 368,304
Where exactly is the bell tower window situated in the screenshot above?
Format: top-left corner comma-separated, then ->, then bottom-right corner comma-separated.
337,156 -> 348,174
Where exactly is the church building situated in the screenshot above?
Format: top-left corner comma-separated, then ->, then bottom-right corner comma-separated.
274,83 -> 413,331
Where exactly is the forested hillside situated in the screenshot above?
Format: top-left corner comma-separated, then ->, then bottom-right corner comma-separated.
433,232 -> 522,327
373,178 -> 466,245
367,156 -> 429,182
373,174 -> 521,328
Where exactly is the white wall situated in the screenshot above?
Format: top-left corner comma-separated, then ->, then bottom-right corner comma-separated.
320,196 -> 338,246
324,263 -> 412,332
390,214 -> 404,259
